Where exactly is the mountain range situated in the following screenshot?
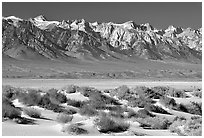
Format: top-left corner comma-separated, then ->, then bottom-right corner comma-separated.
2,15 -> 202,79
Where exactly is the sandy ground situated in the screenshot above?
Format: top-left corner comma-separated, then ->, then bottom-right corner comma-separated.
3,100 -> 67,136
2,79 -> 202,90
2,81 -> 202,136
3,97 -> 200,136
173,97 -> 202,104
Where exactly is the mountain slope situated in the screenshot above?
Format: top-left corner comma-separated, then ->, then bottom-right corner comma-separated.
2,15 -> 202,79
2,15 -> 202,63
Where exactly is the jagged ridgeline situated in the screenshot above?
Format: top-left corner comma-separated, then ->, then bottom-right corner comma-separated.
2,15 -> 202,62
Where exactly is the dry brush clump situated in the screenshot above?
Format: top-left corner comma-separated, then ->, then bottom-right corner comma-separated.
61,85 -> 80,94
56,113 -> 73,124
109,85 -> 130,99
110,86 -> 158,108
39,93 -> 65,112
176,102 -> 202,116
79,86 -> 99,97
63,108 -> 77,115
159,96 -> 177,108
127,97 -> 155,108
17,89 -> 42,106
135,109 -> 155,118
75,86 -> 121,116
62,123 -> 88,135
23,107 -> 41,118
159,95 -> 202,115
6,87 -> 68,113
191,89 -> 202,98
2,96 -> 21,119
66,98 -> 86,108
152,86 -> 188,98
2,85 -> 24,100
144,104 -> 171,115
136,116 -> 172,129
79,104 -> 98,116
46,88 -> 67,104
169,116 -> 202,136
95,112 -> 130,133
131,86 -> 162,99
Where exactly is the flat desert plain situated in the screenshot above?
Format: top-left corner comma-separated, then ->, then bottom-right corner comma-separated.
2,79 -> 202,90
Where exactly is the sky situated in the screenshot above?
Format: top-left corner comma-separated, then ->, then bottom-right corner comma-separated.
2,2 -> 202,29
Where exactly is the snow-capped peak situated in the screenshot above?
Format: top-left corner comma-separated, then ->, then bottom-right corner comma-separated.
91,21 -> 98,26
33,15 -> 47,21
3,16 -> 23,26
3,16 -> 23,21
140,23 -> 154,31
165,25 -> 176,32
30,15 -> 59,30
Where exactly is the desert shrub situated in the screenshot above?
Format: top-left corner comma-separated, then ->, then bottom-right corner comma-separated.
97,94 -> 120,105
136,109 -> 155,118
106,105 -> 124,112
173,102 -> 202,115
2,97 -> 21,119
128,97 -> 155,108
169,90 -> 188,98
108,108 -> 125,118
169,116 -> 202,136
45,103 -> 64,113
23,107 -> 41,118
141,88 -> 161,99
2,85 -> 24,100
39,94 -> 64,113
109,85 -> 130,99
136,117 -> 171,129
13,116 -> 36,124
151,86 -> 169,96
79,104 -> 98,116
127,109 -> 155,119
47,89 -> 67,104
80,87 -> 120,106
56,113 -> 73,124
103,89 -> 112,93
152,86 -> 187,98
185,102 -> 202,115
109,112 -> 124,118
131,86 -> 162,99
39,93 -> 52,107
79,88 -> 120,110
88,95 -> 120,110
95,113 -> 129,133
192,91 -> 202,98
144,104 -> 171,114
62,123 -> 88,135
18,89 -> 42,106
159,96 -> 177,108
127,109 -> 138,118
66,98 -> 86,108
79,86 -> 98,97
61,85 -> 80,93
183,116 -> 202,136
173,103 -> 188,113
63,108 -> 77,115
191,89 -> 202,98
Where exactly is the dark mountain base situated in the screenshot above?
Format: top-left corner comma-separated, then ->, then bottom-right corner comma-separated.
3,56 -> 201,80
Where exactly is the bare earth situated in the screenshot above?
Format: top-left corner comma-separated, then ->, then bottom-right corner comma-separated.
2,79 -> 202,90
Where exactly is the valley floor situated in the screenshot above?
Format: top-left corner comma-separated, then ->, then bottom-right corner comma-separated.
2,79 -> 202,90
